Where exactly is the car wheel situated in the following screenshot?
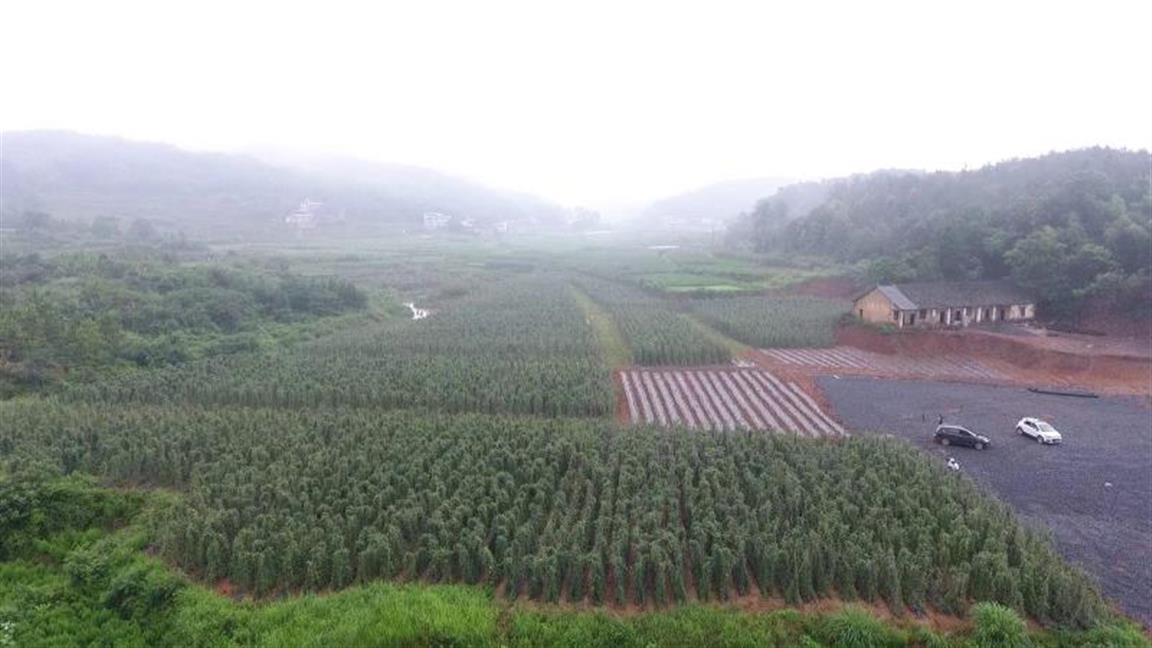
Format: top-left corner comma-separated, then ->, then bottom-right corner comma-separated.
940,438 -> 950,446
975,442 -> 985,450
1017,427 -> 1024,435
1036,436 -> 1043,444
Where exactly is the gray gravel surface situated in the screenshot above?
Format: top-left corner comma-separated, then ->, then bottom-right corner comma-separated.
818,375 -> 1152,625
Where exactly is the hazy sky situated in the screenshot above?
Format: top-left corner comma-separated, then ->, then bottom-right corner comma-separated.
4,0 -> 1150,205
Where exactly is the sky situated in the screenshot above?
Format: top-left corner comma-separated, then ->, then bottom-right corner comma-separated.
3,0 -> 1150,206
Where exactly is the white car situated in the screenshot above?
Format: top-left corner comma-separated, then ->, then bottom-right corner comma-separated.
1016,417 -> 1063,444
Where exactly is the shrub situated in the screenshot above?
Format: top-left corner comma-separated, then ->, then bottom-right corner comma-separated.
819,605 -> 903,648
971,602 -> 1029,648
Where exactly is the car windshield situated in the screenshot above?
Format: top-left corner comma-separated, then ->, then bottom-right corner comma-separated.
1036,422 -> 1057,432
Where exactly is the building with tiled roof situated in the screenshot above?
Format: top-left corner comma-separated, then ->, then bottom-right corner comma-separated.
853,280 -> 1035,328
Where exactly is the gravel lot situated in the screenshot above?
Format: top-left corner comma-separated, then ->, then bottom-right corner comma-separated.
818,376 -> 1152,625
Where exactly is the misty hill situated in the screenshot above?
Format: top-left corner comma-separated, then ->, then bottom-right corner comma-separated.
731,148 -> 1152,313
248,148 -> 565,228
0,131 -> 563,236
640,177 -> 796,229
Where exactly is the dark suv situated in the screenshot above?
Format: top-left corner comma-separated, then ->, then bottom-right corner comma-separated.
933,425 -> 991,450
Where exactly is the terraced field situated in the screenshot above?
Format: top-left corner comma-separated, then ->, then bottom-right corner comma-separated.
619,368 -> 845,437
759,347 -> 1006,381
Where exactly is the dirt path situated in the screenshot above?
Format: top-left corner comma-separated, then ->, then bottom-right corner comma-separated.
570,285 -> 631,370
681,313 -> 752,357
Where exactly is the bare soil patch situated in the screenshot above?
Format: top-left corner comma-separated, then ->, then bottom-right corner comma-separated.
616,367 -> 845,437
613,370 -> 631,424
836,324 -> 1151,396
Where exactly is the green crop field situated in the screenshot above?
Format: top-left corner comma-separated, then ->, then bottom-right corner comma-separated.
2,233 -> 1145,647
572,276 -> 731,365
3,401 -> 1106,626
692,296 -> 850,348
557,245 -> 837,295
65,273 -> 615,417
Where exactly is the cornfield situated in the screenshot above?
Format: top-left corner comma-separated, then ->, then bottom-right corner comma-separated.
0,399 -> 1103,625
64,274 -> 614,417
691,296 -> 848,348
572,276 -> 730,365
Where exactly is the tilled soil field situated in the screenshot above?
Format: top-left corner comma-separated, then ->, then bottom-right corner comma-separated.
818,375 -> 1152,625
759,346 -> 1006,381
619,368 -> 846,437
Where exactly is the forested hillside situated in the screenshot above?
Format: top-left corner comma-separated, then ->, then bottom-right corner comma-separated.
730,149 -> 1152,315
0,131 -> 564,237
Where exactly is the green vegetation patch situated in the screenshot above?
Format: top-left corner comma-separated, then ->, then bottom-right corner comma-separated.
2,402 -> 1107,628
0,252 -> 369,397
2,475 -> 1147,646
557,245 -> 837,295
572,276 -> 730,365
61,273 -> 614,418
734,149 -> 1152,318
692,296 -> 850,348
570,285 -> 633,369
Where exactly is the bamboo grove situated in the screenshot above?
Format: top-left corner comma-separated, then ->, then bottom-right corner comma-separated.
1,400 -> 1104,627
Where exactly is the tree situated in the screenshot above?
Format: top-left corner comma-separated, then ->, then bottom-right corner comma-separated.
20,211 -> 53,230
331,548 -> 351,588
862,256 -> 917,284
1005,227 -> 1070,303
127,218 -> 159,241
1104,216 -> 1152,273
1065,243 -> 1117,295
91,216 -> 121,238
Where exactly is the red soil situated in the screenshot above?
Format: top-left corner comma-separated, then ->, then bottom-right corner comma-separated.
613,371 -> 631,424
1068,295 -> 1152,339
213,578 -> 237,598
837,324 -> 1152,396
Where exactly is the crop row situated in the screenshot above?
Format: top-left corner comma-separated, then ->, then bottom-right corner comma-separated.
620,369 -> 844,437
0,400 -> 1104,625
760,347 -> 1005,380
691,296 -> 848,348
572,276 -> 730,366
64,274 -> 614,417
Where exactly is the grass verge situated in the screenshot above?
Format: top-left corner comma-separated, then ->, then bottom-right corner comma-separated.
570,284 -> 632,369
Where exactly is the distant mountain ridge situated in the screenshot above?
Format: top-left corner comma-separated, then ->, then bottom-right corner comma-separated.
0,131 -> 564,235
640,177 -> 797,228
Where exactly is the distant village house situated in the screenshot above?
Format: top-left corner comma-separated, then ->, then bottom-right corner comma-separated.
853,280 -> 1035,329
285,199 -> 322,230
423,211 -> 452,230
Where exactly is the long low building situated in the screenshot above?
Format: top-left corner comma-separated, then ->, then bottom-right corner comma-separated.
853,280 -> 1035,328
